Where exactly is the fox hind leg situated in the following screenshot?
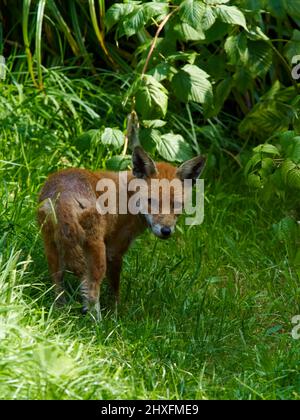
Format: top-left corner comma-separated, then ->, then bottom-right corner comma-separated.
81,239 -> 106,321
44,239 -> 66,305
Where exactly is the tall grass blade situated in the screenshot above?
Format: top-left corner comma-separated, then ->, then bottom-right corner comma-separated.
22,0 -> 39,88
47,0 -> 80,56
36,0 -> 46,89
88,0 -> 116,68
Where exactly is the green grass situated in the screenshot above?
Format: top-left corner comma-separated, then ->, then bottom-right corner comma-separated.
1,67 -> 300,400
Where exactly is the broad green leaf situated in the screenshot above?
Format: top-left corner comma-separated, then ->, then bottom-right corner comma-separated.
205,0 -> 229,3
280,134 -> 300,163
244,152 -> 263,177
273,216 -> 298,242
123,6 -> 147,37
201,6 -> 216,31
140,128 -> 161,153
253,144 -> 280,155
267,0 -> 287,19
171,64 -> 213,105
143,1 -> 169,21
239,84 -> 298,138
279,130 -> 297,145
224,34 -> 248,66
287,168 -> 300,190
142,120 -> 167,128
156,133 -> 194,162
105,3 -> 135,32
287,137 -> 300,164
179,0 -> 206,30
247,40 -> 273,77
204,21 -> 229,43
135,75 -> 168,119
284,0 -> 300,20
148,63 -> 173,82
281,159 -> 296,184
215,5 -> 247,30
106,155 -> 131,171
248,173 -> 262,188
174,21 -> 205,41
284,30 -> 300,63
166,51 -> 198,64
101,127 -> 124,149
225,34 -> 272,77
248,26 -> 270,41
73,129 -> 100,152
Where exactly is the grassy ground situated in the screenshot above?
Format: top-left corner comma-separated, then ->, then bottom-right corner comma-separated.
1,69 -> 300,400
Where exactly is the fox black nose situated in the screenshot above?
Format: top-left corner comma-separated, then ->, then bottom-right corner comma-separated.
161,226 -> 171,237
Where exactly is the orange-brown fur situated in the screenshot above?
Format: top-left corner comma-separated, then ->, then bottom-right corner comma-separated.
37,148 -> 205,317
38,164 -> 177,311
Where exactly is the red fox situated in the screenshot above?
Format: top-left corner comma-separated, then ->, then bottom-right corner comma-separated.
37,146 -> 205,318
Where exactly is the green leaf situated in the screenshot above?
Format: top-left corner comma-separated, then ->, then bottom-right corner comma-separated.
201,6 -> 216,31
106,155 -> 131,171
253,144 -> 280,155
174,21 -> 205,41
156,133 -> 194,162
179,0 -> 206,30
73,129 -> 100,152
101,128 -> 124,149
247,40 -> 273,77
224,34 -> 248,66
273,216 -> 299,242
205,0 -> 229,3
247,173 -> 262,188
135,75 -> 168,119
267,0 -> 287,19
284,0 -> 300,20
142,120 -> 167,128
140,128 -> 161,153
261,158 -> 274,175
281,159 -> 296,184
171,64 -> 213,105
204,21 -> 229,43
215,5 -> 247,30
284,30 -> 300,63
123,6 -> 147,37
239,83 -> 298,138
280,133 -> 300,164
225,34 -> 272,77
244,153 -> 263,177
287,168 -> 300,190
148,63 -> 173,82
287,137 -> 300,164
105,3 -> 135,32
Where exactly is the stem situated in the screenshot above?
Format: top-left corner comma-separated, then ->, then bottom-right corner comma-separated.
141,8 -> 178,77
269,41 -> 300,93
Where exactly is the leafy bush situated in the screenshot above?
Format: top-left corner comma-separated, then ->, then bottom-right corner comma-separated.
246,130 -> 300,262
1,0 -> 299,163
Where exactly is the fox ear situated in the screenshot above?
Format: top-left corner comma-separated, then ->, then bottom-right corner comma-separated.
132,146 -> 157,178
176,155 -> 206,183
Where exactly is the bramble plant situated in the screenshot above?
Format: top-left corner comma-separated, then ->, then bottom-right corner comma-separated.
1,0 -> 300,164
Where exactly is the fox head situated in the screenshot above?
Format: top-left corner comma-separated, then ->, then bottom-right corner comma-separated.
132,146 -> 206,239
